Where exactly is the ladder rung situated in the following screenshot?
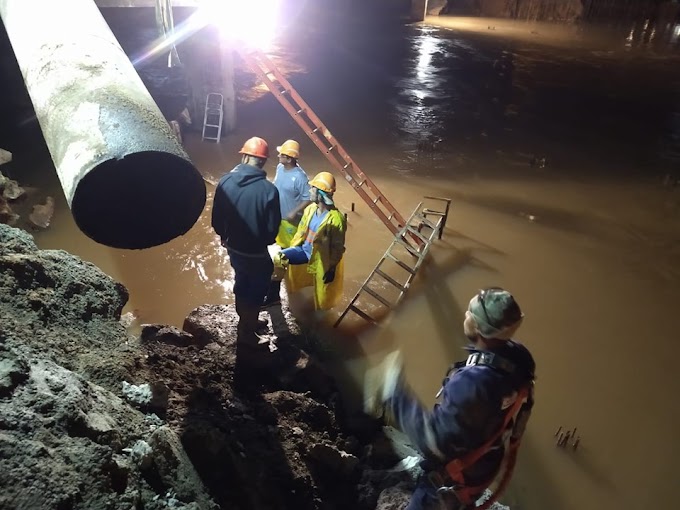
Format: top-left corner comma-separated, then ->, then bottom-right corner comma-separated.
385,252 -> 415,274
343,162 -> 353,169
414,214 -> 438,229
349,305 -> 376,323
373,196 -> 381,204
361,286 -> 392,308
296,108 -> 305,115
327,145 -> 336,152
311,127 -> 320,133
405,226 -> 429,244
374,269 -> 406,292
395,237 -> 420,258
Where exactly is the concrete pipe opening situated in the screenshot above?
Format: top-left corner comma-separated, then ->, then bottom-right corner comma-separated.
71,151 -> 206,250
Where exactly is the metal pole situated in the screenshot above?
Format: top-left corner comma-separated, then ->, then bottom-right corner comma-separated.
0,0 -> 206,249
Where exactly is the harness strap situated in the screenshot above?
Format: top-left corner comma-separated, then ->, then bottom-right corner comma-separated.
443,386 -> 529,505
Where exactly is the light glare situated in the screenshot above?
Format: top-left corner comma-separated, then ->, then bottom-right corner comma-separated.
196,0 -> 281,49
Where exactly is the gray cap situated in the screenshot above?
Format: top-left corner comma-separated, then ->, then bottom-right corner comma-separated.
468,288 -> 524,340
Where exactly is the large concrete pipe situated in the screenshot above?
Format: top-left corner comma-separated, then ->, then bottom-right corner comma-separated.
0,0 -> 206,249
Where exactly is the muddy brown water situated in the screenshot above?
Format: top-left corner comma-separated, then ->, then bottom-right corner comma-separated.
10,12 -> 680,510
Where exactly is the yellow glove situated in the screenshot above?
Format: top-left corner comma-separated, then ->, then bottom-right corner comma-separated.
273,251 -> 289,270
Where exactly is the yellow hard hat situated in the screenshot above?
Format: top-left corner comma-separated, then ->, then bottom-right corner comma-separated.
309,171 -> 336,193
276,139 -> 300,159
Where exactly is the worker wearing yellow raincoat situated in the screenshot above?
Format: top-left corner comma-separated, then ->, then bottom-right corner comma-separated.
278,172 -> 346,311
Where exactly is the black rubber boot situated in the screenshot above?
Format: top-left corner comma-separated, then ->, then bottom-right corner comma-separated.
262,280 -> 282,308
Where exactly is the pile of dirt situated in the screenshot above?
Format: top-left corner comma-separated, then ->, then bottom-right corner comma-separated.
0,223 -> 416,510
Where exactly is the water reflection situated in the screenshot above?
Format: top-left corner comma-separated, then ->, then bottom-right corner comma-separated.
625,20 -> 680,50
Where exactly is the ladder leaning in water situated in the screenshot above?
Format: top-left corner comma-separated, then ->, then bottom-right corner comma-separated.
334,197 -> 452,328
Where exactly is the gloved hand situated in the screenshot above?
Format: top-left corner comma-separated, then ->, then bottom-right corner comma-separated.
273,251 -> 289,271
323,267 -> 336,283
363,350 -> 403,417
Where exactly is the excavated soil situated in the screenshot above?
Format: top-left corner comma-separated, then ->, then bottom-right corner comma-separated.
0,223 -> 410,510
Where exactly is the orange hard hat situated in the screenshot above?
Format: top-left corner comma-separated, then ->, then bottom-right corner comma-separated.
239,137 -> 269,159
309,171 -> 336,193
276,139 -> 300,159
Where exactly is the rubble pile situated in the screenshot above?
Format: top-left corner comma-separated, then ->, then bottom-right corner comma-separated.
0,224 -> 433,510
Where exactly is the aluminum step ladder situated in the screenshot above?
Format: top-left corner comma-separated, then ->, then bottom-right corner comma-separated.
240,48 -> 417,242
201,93 -> 223,143
334,197 -> 452,328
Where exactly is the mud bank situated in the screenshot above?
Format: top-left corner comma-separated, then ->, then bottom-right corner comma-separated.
2,223 -> 509,510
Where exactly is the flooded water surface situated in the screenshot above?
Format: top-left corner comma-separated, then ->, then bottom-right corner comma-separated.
10,10 -> 680,510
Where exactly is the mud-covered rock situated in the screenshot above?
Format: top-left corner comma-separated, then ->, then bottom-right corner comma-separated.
0,350 -> 206,510
122,381 -> 170,411
28,196 -> 54,229
147,426 -> 217,509
183,303 -> 238,345
0,224 -> 135,389
0,223 -> 36,255
142,323 -> 198,347
0,148 -> 11,166
0,225 -> 219,509
375,484 -> 412,510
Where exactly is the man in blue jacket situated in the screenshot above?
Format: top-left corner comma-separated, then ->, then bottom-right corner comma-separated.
211,137 -> 281,345
368,288 -> 536,509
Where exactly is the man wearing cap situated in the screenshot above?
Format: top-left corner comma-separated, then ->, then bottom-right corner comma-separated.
366,288 -> 536,509
262,139 -> 311,307
211,136 -> 281,345
276,171 -> 346,311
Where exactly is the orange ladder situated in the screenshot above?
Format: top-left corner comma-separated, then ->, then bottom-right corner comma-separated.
240,48 -> 408,239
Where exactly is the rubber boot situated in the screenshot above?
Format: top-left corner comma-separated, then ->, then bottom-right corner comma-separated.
235,300 -> 259,346
262,279 -> 282,308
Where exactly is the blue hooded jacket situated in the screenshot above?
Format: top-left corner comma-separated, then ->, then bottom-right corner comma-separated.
211,163 -> 281,255
385,340 -> 535,486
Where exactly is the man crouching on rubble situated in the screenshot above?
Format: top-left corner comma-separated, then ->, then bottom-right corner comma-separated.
365,288 -> 536,509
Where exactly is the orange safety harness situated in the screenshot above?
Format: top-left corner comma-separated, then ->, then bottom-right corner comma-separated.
444,384 -> 529,508
428,383 -> 530,510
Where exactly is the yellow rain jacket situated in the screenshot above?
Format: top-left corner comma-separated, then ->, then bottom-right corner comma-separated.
276,219 -> 298,248
285,204 -> 347,310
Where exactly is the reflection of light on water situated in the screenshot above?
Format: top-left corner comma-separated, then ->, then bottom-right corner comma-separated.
416,33 -> 440,81
625,27 -> 634,49
413,88 -> 427,100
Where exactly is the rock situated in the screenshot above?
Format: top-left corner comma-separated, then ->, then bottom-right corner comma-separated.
308,443 -> 359,476
120,311 -> 137,329
127,439 -> 154,469
141,323 -> 197,347
0,196 -> 19,226
147,426 -> 218,509
0,353 -> 29,397
0,223 -> 37,255
1,176 -> 25,201
29,196 -> 55,229
122,381 -> 170,411
375,483 -> 413,510
183,304 -> 239,345
0,148 -> 11,166
0,225 -> 129,328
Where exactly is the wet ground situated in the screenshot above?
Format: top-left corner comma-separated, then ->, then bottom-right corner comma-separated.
3,8 -> 680,510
